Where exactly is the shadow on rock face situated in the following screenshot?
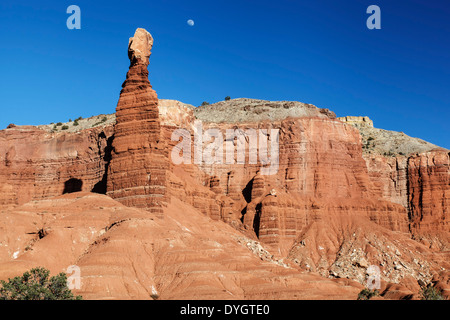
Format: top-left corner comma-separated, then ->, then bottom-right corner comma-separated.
63,178 -> 83,194
91,133 -> 114,195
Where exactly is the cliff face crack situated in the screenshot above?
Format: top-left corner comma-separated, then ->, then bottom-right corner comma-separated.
242,178 -> 254,203
253,203 -> 262,238
92,133 -> 114,194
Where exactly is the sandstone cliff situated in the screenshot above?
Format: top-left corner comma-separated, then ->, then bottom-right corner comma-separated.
0,28 -> 448,300
342,116 -> 449,249
0,125 -> 113,205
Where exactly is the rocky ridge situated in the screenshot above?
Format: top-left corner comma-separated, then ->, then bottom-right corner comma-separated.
338,116 -> 441,157
194,98 -> 336,123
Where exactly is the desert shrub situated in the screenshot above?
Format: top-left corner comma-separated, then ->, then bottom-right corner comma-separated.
201,101 -> 210,106
73,120 -> 79,126
0,267 -> 82,300
225,96 -> 231,101
91,116 -> 108,128
56,122 -> 62,126
421,286 -> 445,300
357,288 -> 379,300
61,125 -> 69,130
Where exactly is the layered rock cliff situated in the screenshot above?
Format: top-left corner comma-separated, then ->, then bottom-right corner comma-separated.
408,150 -> 449,236
0,125 -> 113,205
341,116 -> 449,249
159,102 -> 448,290
0,28 -> 448,299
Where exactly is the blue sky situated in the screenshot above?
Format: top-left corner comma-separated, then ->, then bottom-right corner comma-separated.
0,0 -> 449,148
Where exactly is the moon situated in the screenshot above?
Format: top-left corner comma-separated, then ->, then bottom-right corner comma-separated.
187,19 -> 194,27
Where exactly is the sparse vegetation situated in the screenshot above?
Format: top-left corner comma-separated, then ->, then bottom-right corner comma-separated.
201,101 -> 210,106
225,96 -> 231,101
420,285 -> 445,300
61,125 -> 69,130
357,288 -> 380,300
92,116 -> 108,127
0,267 -> 82,300
56,122 -> 62,126
73,120 -> 79,126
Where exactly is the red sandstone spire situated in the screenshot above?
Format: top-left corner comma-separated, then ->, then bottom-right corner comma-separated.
107,28 -> 167,214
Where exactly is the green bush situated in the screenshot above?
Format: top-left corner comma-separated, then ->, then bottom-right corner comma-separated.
73,120 -> 79,126
91,116 -> 108,128
0,267 -> 82,300
421,286 -> 445,300
56,122 -> 62,126
357,288 -> 379,300
61,125 -> 69,130
225,96 -> 231,101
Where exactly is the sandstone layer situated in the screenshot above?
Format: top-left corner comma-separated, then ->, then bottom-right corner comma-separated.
408,150 -> 449,236
0,193 -> 365,300
106,28 -> 168,214
0,125 -> 113,205
343,117 -> 449,249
